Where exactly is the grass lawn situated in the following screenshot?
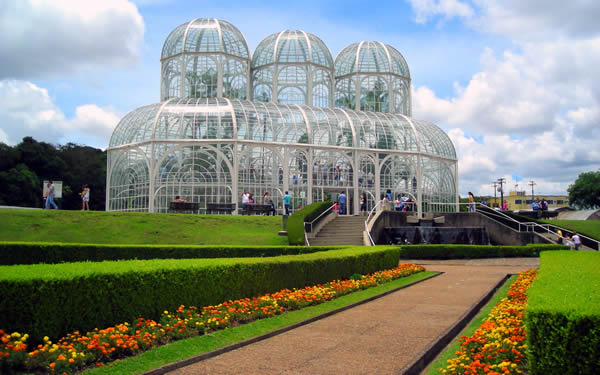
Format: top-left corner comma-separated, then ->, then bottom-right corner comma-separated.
84,271 -> 437,375
540,219 -> 600,241
0,208 -> 287,245
424,274 -> 518,375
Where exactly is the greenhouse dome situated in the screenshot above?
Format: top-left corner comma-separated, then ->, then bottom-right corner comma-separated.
335,41 -> 411,115
251,30 -> 334,107
160,18 -> 250,101
107,98 -> 457,215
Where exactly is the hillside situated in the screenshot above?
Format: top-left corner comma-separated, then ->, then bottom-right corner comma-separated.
0,209 -> 287,245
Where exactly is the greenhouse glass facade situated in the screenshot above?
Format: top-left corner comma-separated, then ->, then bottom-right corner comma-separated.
107,18 -> 457,216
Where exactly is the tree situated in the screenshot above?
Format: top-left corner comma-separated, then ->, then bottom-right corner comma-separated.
567,171 -> 600,209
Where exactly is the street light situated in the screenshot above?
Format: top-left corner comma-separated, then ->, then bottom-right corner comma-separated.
491,181 -> 498,207
528,180 -> 536,202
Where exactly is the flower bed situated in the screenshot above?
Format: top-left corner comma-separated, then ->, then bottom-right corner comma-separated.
439,269 -> 537,375
0,263 -> 424,374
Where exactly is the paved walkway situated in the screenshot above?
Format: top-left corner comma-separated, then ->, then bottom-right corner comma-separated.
165,258 -> 538,375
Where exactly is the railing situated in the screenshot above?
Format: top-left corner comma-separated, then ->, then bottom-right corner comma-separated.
304,203 -> 336,233
364,200 -> 384,246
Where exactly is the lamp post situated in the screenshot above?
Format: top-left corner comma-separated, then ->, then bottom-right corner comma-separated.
492,181 -> 498,207
497,178 -> 506,210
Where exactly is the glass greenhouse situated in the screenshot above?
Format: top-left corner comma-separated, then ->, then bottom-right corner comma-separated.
107,18 -> 458,216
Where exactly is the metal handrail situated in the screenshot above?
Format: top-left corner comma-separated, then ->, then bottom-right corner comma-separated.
305,230 -> 310,246
364,200 -> 383,246
304,203 -> 336,233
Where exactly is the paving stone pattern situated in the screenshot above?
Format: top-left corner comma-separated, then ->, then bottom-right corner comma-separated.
166,258 -> 539,375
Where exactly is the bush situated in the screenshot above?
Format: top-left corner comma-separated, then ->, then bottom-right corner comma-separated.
0,242 -> 345,265
0,246 -> 401,343
287,201 -> 332,245
526,251 -> 600,374
397,244 -> 567,259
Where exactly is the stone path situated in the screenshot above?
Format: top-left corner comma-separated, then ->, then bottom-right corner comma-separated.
165,258 -> 538,375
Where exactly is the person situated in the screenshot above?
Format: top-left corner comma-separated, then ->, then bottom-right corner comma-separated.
556,229 -> 563,245
44,180 -> 58,209
174,195 -> 185,202
540,198 -> 548,219
332,200 -> 340,214
283,191 -> 291,215
394,194 -> 403,211
360,192 -> 367,216
481,199 -> 487,206
241,190 -> 250,215
532,199 -> 540,219
263,192 -> 275,216
572,233 -> 581,250
565,235 -> 575,250
338,191 -> 347,215
502,200 -> 508,211
80,184 -> 90,211
468,192 -> 475,212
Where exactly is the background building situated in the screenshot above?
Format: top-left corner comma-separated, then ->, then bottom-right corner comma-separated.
107,18 -> 456,216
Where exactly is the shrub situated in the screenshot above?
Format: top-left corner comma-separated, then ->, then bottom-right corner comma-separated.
0,242 -> 345,265
287,201 -> 332,245
397,244 -> 567,259
526,251 -> 600,374
0,246 -> 401,343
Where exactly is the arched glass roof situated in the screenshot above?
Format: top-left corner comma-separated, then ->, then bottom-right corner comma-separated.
335,41 -> 410,78
109,98 -> 455,160
252,30 -> 334,69
161,18 -> 249,60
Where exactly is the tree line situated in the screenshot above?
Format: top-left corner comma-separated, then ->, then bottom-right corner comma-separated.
0,137 -> 107,210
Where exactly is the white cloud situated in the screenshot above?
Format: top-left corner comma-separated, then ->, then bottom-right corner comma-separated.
0,80 -> 121,147
407,0 -> 474,24
0,0 -> 144,79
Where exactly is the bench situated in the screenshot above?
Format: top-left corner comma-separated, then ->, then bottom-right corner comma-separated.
517,210 -> 558,220
169,201 -> 199,213
206,203 -> 236,214
242,204 -> 276,215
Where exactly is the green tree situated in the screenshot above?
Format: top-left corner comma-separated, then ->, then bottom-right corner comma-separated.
0,163 -> 41,207
567,171 -> 600,209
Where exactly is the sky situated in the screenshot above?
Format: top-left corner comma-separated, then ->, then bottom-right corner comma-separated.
1,0 -> 599,197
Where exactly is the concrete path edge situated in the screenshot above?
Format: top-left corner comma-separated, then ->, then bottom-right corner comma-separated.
399,273 -> 513,375
143,272 -> 443,375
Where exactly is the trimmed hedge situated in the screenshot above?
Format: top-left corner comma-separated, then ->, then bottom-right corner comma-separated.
397,244 -> 567,259
0,246 -> 401,344
287,201 -> 332,245
526,251 -> 600,374
0,242 -> 345,265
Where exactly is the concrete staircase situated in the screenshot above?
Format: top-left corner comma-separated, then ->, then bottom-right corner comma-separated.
309,215 -> 367,246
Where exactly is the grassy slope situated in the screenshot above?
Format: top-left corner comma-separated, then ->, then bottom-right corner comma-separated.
0,209 -> 287,245
540,219 -> 600,241
425,275 -> 518,374
85,271 -> 436,375
528,251 -> 600,316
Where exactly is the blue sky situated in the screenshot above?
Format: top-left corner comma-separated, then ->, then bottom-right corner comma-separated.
1,0 -> 599,196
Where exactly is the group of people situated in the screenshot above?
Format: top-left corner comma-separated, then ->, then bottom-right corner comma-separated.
556,229 -> 582,250
43,181 -> 90,210
531,198 -> 549,219
332,191 -> 347,215
241,190 -> 287,216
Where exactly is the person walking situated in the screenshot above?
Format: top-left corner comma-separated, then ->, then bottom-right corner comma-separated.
360,192 -> 367,216
572,233 -> 581,250
241,190 -> 250,215
283,191 -> 291,215
468,192 -> 475,212
44,180 -> 58,209
556,229 -> 563,245
80,184 -> 90,211
338,191 -> 347,215
502,200 -> 508,211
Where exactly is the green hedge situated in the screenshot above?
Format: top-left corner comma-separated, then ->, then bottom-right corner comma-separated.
397,244 -> 567,259
526,251 -> 600,374
287,201 -> 332,245
0,242 -> 346,265
0,246 -> 401,344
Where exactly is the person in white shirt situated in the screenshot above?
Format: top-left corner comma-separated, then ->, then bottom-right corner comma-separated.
572,233 -> 581,250
241,190 -> 250,215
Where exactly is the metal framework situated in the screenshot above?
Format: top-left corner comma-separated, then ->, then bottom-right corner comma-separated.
107,98 -> 458,216
160,18 -> 250,101
335,42 -> 411,115
108,18 -> 457,216
251,30 -> 334,107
